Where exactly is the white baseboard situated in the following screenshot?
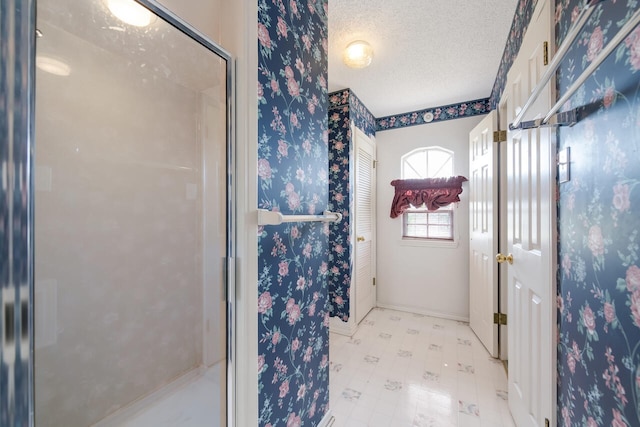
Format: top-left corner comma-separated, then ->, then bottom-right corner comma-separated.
329,316 -> 358,337
93,367 -> 206,427
376,303 -> 469,323
318,410 -> 334,427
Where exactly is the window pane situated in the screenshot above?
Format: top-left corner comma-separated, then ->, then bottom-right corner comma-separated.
409,212 -> 427,224
428,225 -> 453,239
401,147 -> 455,242
404,151 -> 427,179
428,152 -> 453,177
406,225 -> 428,237
429,212 -> 451,225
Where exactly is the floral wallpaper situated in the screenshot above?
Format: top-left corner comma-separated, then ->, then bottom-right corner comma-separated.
375,98 -> 491,132
488,0 -> 538,109
257,0 -> 330,425
329,89 -> 377,137
556,1 -> 640,426
327,89 -> 375,322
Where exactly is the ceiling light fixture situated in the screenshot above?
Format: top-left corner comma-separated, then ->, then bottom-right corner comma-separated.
107,0 -> 155,27
36,56 -> 71,76
343,40 -> 373,69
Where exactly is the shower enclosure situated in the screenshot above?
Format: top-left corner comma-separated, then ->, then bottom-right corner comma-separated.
1,0 -> 233,425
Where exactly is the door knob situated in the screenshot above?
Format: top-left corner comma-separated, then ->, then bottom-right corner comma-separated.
496,253 -> 513,264
357,236 -> 365,242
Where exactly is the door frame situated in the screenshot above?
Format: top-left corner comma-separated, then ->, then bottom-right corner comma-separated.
1,1 -> 238,424
497,98 -> 509,362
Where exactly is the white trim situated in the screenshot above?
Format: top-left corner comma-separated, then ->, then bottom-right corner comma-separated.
376,303 -> 469,323
226,0 -> 259,426
399,237 -> 459,249
329,316 -> 358,337
497,96 -> 509,362
318,411 -> 334,427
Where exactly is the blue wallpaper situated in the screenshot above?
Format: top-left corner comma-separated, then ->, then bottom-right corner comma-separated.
257,0 -> 330,425
329,89 -> 377,138
375,98 -> 491,132
488,0 -> 538,109
327,89 -> 375,322
556,1 -> 640,426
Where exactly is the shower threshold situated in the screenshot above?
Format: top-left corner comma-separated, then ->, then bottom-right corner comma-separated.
92,363 -> 223,427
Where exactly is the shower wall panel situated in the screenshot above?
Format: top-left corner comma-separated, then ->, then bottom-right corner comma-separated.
34,5 -> 226,425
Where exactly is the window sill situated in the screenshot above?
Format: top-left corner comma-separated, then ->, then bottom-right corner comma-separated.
399,237 -> 459,249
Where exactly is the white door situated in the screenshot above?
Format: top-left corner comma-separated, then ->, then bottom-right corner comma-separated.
469,111 -> 499,358
354,127 -> 376,324
504,1 -> 555,425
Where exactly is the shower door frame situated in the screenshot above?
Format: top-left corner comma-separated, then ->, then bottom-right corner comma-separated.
0,0 -> 237,425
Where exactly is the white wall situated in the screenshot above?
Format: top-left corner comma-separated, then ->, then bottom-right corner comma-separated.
157,0 -> 221,42
375,115 -> 483,321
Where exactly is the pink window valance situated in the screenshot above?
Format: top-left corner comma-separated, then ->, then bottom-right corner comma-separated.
389,176 -> 468,218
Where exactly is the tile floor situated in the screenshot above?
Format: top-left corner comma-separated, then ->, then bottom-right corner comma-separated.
329,308 -> 516,427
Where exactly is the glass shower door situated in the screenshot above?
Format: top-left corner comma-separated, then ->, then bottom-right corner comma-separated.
33,1 -> 229,425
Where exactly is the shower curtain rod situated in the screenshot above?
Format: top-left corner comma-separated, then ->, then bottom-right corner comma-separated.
257,209 -> 343,226
508,0 -> 604,131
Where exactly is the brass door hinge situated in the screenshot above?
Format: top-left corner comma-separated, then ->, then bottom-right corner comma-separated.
373,277 -> 376,287
493,312 -> 507,325
493,130 -> 507,143
373,160 -> 377,169
545,418 -> 550,427
543,41 -> 549,66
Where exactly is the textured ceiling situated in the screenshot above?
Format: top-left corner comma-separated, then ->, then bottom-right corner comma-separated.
328,0 -> 519,117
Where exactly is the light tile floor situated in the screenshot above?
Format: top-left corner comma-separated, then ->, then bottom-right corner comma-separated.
329,308 -> 516,427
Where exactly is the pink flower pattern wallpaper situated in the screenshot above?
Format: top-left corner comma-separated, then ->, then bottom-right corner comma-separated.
556,1 -> 640,425
327,89 -> 375,322
375,98 -> 491,132
257,0 -> 640,425
257,0 -> 330,425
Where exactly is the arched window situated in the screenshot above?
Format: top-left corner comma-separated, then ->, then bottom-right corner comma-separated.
402,146 -> 453,179
400,147 -> 455,240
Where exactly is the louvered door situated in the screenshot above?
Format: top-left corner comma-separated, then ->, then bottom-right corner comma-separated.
354,127 -> 376,324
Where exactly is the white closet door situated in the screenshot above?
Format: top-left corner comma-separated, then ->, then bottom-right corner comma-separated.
469,111 -> 499,358
354,127 -> 376,324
